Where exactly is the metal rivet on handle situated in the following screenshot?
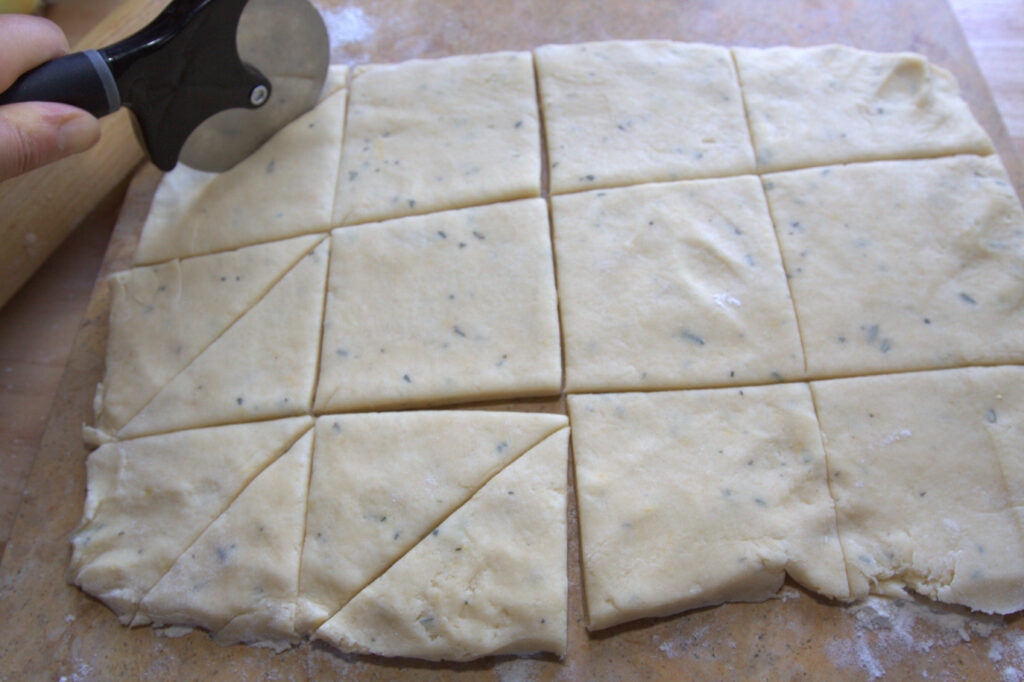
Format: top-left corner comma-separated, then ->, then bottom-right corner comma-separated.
250,85 -> 269,107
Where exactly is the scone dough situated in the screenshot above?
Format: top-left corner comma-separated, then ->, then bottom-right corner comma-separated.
552,176 -> 803,393
316,200 -> 562,412
297,411 -> 568,632
332,52 -> 541,226
315,427 -> 569,661
69,417 -> 313,623
536,41 -> 755,194
133,66 -> 348,264
568,384 -> 848,631
136,429 -> 313,649
94,234 -> 321,439
765,155 -> 1024,378
120,239 -> 328,438
812,367 -> 1024,613
733,44 -> 994,172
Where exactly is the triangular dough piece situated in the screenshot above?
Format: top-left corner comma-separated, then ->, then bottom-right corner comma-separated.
315,427 -> 569,661
135,428 -> 314,650
133,66 -> 348,265
120,238 -> 329,438
93,235 -> 322,439
69,416 -> 312,624
296,411 -> 568,632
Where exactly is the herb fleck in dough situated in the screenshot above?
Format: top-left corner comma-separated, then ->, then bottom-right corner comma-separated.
812,366 -> 1024,614
332,52 -> 541,226
765,155 -> 1024,379
316,200 -> 561,413
552,175 -> 803,393
315,428 -> 569,661
733,44 -> 993,172
568,385 -> 848,631
297,411 -> 567,633
536,40 -> 755,194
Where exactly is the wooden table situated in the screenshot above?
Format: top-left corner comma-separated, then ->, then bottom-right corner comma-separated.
2,0 -> 1024,678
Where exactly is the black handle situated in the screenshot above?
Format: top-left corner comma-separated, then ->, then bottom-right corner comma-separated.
0,50 -> 121,118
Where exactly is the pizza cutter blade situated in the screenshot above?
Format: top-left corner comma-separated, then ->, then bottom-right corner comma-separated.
0,0 -> 329,172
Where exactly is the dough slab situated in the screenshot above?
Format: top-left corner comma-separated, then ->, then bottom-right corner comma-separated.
734,44 -> 994,172
332,52 -> 541,226
316,200 -> 562,413
297,411 -> 568,632
315,427 -> 569,661
552,175 -> 803,393
765,155 -> 1024,378
536,41 -> 755,194
568,385 -> 847,630
812,367 -> 1024,614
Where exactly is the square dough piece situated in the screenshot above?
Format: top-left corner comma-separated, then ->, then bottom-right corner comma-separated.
733,44 -> 994,172
316,427 -> 569,661
297,411 -> 567,632
568,384 -> 848,631
811,367 -> 1024,614
69,417 -> 312,623
552,176 -> 804,393
535,41 -> 755,194
120,239 -> 329,438
764,155 -> 1024,379
136,428 -> 313,650
133,66 -> 349,265
332,52 -> 541,226
316,199 -> 562,413
91,234 -> 321,441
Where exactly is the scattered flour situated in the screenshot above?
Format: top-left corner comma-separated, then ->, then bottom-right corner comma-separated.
655,625 -> 709,659
319,5 -> 376,60
825,595 -> 1011,678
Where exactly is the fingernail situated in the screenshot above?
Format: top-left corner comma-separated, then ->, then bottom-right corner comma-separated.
56,114 -> 99,154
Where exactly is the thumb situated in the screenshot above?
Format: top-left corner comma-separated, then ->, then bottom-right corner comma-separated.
0,101 -> 100,181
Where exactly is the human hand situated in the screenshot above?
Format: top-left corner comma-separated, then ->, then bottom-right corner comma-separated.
0,14 -> 100,182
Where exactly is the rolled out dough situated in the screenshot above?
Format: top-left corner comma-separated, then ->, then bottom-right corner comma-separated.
297,411 -> 568,632
764,155 -> 1024,379
120,239 -> 329,438
536,41 -> 755,194
812,366 -> 1024,614
316,200 -> 562,413
93,234 -> 321,440
552,175 -> 803,393
568,384 -> 848,630
332,52 -> 541,226
733,44 -> 994,172
315,427 -> 569,661
136,429 -> 314,649
69,417 -> 313,623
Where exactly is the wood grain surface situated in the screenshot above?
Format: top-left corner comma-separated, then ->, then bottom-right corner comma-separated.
2,1 -> 1024,679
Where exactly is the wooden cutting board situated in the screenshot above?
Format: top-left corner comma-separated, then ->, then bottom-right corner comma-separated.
2,1 -> 1023,679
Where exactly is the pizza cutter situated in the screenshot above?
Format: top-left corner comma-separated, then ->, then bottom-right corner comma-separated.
0,0 -> 329,172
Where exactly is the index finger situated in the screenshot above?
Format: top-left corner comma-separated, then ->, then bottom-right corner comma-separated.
0,15 -> 70,92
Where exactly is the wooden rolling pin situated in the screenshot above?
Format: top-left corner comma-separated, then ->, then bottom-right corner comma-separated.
0,0 -> 168,309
